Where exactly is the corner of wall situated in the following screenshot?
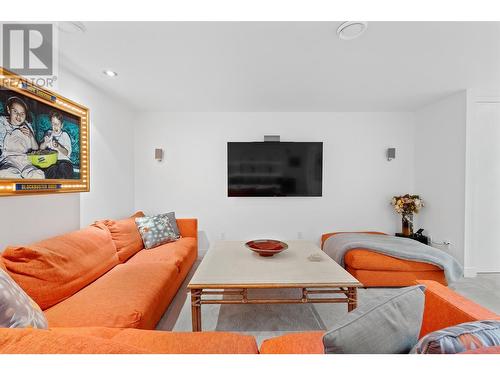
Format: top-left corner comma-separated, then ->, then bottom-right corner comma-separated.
413,90 -> 468,265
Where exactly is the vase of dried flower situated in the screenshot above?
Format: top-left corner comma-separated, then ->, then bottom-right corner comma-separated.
402,214 -> 414,236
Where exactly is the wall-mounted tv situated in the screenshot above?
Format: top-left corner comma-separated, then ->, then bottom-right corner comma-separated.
227,142 -> 323,197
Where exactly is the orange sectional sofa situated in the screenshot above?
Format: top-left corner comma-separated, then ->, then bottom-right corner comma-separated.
321,232 -> 447,287
259,280 -> 500,354
0,212 -> 260,354
0,213 -> 199,330
0,277 -> 497,354
1,222 -> 498,354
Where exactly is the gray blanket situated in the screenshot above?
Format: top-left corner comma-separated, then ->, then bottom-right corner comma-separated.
323,233 -> 463,283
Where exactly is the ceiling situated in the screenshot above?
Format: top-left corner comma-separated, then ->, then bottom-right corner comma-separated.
59,22 -> 500,112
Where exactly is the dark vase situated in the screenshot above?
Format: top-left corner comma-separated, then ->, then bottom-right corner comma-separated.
402,214 -> 414,236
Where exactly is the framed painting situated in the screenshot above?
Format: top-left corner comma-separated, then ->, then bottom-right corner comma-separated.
0,67 -> 89,195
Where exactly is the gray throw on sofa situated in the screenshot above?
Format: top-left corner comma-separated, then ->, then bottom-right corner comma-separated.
323,233 -> 463,283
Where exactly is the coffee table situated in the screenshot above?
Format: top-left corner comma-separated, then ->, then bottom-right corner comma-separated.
187,240 -> 362,331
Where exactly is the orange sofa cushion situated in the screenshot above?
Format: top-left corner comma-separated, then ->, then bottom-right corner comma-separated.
0,327 -> 258,354
347,267 -> 447,287
101,211 -> 145,262
0,224 -> 119,310
110,330 -> 258,354
0,328 -> 147,354
59,327 -> 258,354
417,280 -> 500,338
260,332 -> 325,354
44,262 -> 179,329
126,237 -> 197,273
345,249 -> 443,272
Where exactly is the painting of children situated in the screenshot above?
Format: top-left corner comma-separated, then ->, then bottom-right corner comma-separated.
0,89 -> 81,180
39,110 -> 74,179
0,96 -> 44,179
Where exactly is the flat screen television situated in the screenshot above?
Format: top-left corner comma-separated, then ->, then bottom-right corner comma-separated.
227,142 -> 323,197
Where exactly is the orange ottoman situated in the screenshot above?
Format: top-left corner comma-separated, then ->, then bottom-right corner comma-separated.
321,232 -> 447,287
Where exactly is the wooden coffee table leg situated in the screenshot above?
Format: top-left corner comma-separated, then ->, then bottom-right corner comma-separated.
347,287 -> 357,312
191,289 -> 202,331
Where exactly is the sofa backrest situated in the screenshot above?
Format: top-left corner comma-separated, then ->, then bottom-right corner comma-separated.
0,223 -> 119,310
417,280 -> 500,338
99,211 -> 146,263
100,216 -> 198,263
176,218 -> 198,245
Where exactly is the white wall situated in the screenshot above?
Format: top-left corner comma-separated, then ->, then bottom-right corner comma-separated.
0,67 -> 135,250
58,68 -> 136,226
464,91 -> 500,274
0,193 -> 80,251
414,91 -> 467,265
134,112 -> 415,250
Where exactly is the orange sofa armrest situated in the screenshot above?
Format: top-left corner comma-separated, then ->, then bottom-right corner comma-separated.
177,218 -> 198,239
321,231 -> 387,249
259,332 -> 325,354
417,279 -> 500,338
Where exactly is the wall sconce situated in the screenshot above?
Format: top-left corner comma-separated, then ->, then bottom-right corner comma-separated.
264,135 -> 280,142
386,148 -> 396,161
154,148 -> 164,162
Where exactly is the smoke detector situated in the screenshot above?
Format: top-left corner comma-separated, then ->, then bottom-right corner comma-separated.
337,22 -> 367,40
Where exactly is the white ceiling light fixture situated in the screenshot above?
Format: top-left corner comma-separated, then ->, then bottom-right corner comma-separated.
337,21 -> 368,40
102,70 -> 118,78
58,22 -> 87,34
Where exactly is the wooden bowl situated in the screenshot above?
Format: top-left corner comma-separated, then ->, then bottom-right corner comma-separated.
245,239 -> 288,257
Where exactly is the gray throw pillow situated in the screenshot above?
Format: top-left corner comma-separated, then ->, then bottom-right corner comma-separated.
0,268 -> 48,329
135,214 -> 180,249
158,212 -> 181,238
323,285 -> 426,354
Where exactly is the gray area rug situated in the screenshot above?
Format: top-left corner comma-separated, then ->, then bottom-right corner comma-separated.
216,303 -> 325,331
215,289 -> 327,332
166,285 -> 403,346
156,258 -> 500,347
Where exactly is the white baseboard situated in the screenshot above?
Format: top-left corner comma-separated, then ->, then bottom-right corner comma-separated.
463,267 -> 477,278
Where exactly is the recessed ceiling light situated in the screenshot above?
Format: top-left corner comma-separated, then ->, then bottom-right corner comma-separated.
102,70 -> 118,78
337,21 -> 367,40
58,22 -> 86,34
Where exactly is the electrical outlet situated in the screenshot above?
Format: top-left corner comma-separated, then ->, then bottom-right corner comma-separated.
297,231 -> 303,239
220,232 -> 226,240
430,236 -> 452,247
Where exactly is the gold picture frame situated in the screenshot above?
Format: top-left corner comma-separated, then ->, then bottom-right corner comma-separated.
0,67 -> 89,196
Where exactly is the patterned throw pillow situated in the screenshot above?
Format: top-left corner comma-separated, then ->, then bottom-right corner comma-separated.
135,214 -> 180,249
411,320 -> 500,354
158,212 -> 181,238
0,268 -> 48,329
